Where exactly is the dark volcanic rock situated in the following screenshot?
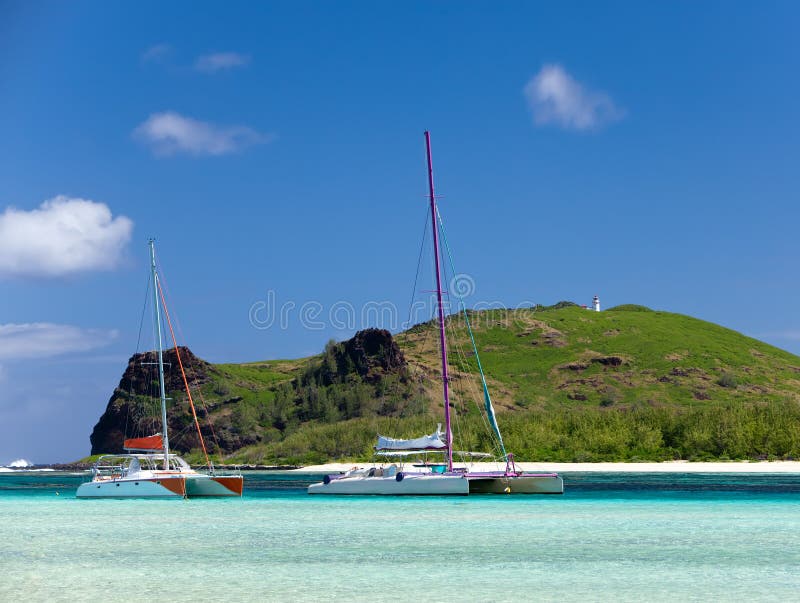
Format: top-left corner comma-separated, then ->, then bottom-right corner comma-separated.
89,347 -> 213,455
286,328 -> 414,423
118,347 -> 212,396
592,356 -> 625,367
340,328 -> 406,383
314,328 -> 408,387
89,332 -> 411,457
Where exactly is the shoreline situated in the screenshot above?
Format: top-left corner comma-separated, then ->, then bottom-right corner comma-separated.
5,460 -> 800,475
292,460 -> 800,474
0,464 -> 302,474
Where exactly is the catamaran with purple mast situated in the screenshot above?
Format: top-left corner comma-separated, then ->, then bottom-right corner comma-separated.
308,132 -> 563,496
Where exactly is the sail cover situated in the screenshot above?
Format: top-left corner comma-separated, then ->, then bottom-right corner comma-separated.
376,424 -> 447,451
123,434 -> 164,451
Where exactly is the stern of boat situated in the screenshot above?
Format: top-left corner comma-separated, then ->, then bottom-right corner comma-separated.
467,473 -> 564,494
184,474 -> 244,497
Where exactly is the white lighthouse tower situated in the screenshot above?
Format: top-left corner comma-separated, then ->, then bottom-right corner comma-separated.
593,295 -> 600,312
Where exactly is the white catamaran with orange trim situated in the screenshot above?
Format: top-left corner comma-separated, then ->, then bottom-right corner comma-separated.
77,240 -> 243,499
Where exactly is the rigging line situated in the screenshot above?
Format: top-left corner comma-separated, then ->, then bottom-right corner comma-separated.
148,283 -> 159,419
156,278 -> 213,471
154,252 -> 223,458
402,315 -> 434,437
442,262 -> 503,466
170,422 -> 194,440
442,313 -> 476,461
416,231 -> 441,426
137,267 -> 162,433
122,273 -> 157,444
404,208 -> 431,330
154,255 -> 186,351
126,270 -> 155,443
435,206 -> 508,462
174,379 -> 221,459
443,307 -> 503,463
443,270 -> 503,463
188,379 -> 223,458
437,285 -> 464,452
381,207 -> 433,442
134,270 -> 152,356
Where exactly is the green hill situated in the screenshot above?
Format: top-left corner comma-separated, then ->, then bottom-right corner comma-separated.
88,305 -> 800,464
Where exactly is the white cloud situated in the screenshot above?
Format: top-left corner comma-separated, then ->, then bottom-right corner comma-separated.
524,64 -> 624,131
0,323 -> 118,361
142,43 -> 172,63
133,111 -> 270,156
194,52 -> 250,73
0,196 -> 133,277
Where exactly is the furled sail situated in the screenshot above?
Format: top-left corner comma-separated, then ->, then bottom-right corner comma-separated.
123,434 -> 164,451
376,424 -> 447,451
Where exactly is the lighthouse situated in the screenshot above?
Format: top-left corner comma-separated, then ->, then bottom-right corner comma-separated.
593,295 -> 600,312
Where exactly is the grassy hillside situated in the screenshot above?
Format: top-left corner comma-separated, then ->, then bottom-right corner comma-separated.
90,305 -> 800,464
400,304 -> 800,410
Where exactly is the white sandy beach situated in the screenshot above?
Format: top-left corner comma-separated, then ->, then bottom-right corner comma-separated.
294,461 -> 800,474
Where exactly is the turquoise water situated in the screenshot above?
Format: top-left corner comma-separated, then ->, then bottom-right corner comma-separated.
2,473 -> 799,602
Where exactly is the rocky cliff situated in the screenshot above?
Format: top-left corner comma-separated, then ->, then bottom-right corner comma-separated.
88,347 -> 214,454
88,330 -> 412,456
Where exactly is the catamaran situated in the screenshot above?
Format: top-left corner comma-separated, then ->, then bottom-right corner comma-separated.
77,240 -> 243,499
308,132 -> 563,495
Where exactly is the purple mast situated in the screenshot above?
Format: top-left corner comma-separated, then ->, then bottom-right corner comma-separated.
424,130 -> 453,472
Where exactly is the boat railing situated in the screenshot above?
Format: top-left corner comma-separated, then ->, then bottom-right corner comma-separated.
189,462 -> 243,476
211,463 -> 243,477
92,462 -> 126,479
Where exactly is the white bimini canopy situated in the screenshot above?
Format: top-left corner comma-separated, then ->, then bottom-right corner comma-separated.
375,424 -> 447,451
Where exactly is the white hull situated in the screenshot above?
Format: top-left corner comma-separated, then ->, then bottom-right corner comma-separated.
76,474 -> 243,498
76,454 -> 244,499
467,474 -> 564,494
308,473 -> 469,495
76,476 -> 186,499
184,474 -> 243,497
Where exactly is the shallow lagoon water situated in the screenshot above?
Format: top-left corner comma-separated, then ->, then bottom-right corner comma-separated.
2,472 -> 799,602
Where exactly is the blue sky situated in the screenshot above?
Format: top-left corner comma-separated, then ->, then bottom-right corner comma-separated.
1,1 -> 798,463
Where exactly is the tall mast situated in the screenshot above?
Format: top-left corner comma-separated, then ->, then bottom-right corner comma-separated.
148,239 -> 170,470
425,131 -> 453,472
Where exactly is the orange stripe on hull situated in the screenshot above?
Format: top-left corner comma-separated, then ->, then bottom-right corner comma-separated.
158,477 -> 187,497
212,476 -> 244,496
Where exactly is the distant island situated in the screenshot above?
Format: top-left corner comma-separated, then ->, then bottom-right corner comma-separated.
86,303 -> 800,465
